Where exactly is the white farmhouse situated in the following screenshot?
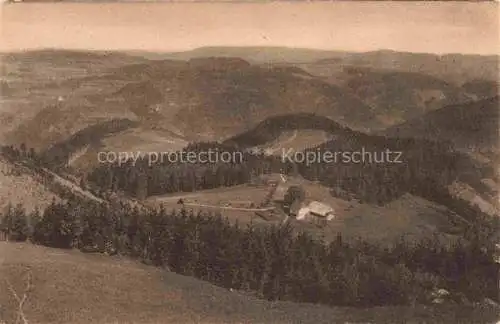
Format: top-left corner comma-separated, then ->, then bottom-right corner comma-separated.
296,201 -> 335,225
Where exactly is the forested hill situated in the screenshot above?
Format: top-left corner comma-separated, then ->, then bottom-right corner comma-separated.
383,96 -> 499,152
223,113 -> 353,148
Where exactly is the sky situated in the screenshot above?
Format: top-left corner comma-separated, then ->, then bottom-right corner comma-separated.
0,2 -> 498,54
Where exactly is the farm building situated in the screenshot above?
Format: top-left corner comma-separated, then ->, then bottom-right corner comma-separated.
295,201 -> 335,224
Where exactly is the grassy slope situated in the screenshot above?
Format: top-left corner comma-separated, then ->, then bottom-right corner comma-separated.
1,242 -> 498,324
0,158 -> 60,213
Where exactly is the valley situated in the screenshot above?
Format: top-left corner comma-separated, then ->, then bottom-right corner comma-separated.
1,46 -> 499,323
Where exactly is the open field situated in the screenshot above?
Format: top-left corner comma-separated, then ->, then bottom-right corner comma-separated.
147,184 -> 269,206
146,175 -> 467,244
147,184 -> 278,225
253,130 -> 334,156
101,127 -> 189,154
1,242 -> 498,324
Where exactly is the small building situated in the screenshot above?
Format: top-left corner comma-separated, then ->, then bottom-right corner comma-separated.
296,201 -> 335,224
308,201 -> 335,220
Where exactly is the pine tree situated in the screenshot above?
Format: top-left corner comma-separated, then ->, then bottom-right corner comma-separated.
0,203 -> 14,239
2,203 -> 29,242
283,185 -> 306,214
27,206 -> 42,242
34,199 -> 74,248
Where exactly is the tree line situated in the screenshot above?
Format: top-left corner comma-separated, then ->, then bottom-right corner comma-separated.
1,198 -> 498,307
88,142 -> 284,199
3,132 -> 493,216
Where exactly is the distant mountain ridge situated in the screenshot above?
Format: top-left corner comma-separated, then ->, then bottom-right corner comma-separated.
4,55 -> 382,149
127,47 -> 499,83
316,66 -> 473,126
308,49 -> 499,84
2,48 -> 498,158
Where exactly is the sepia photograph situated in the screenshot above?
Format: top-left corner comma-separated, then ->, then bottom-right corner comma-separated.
0,2 -> 499,323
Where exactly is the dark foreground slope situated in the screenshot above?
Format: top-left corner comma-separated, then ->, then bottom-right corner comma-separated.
1,242 -> 498,324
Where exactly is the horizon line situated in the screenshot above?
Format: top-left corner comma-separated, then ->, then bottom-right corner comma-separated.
1,46 -> 498,57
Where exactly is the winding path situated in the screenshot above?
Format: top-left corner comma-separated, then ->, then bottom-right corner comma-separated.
182,203 -> 275,212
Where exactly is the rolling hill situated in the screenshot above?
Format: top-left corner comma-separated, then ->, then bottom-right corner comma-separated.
3,54 -> 379,155
302,50 -> 499,85
40,118 -> 140,168
132,47 -> 499,84
336,67 -> 471,126
2,49 -> 498,210
4,48 -> 497,155
127,46 -> 350,63
0,50 -> 144,146
102,57 -> 379,137
461,80 -> 499,99
289,64 -> 477,127
223,113 -> 353,148
383,96 -> 499,154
